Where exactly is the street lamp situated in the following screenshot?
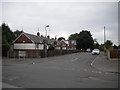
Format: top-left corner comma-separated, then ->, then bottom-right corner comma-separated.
44,25 -> 49,57
45,24 -> 50,37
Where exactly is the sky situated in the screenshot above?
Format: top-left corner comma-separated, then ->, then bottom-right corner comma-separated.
1,0 -> 119,45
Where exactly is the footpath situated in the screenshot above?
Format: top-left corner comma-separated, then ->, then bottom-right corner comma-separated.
91,52 -> 120,74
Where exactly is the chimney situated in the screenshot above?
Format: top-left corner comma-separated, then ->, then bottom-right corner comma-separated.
47,35 -> 50,39
37,32 -> 40,36
51,38 -> 54,40
55,36 -> 57,40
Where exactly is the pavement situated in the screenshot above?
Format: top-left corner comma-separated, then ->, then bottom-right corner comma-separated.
91,52 -> 120,74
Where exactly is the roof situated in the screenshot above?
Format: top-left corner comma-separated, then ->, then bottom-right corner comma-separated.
24,33 -> 45,43
13,32 -> 56,44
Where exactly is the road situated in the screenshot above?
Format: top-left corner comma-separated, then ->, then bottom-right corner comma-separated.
2,52 -> 118,88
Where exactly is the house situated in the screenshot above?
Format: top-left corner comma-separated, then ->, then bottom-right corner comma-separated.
12,32 -> 55,57
55,40 -> 68,50
68,40 -> 77,50
55,39 -> 76,50
12,32 -> 77,57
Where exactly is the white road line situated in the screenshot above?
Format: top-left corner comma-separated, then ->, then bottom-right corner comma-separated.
92,71 -> 102,74
71,58 -> 79,62
90,56 -> 99,66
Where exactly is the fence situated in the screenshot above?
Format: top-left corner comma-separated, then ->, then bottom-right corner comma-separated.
8,51 -> 42,58
107,49 -> 120,60
8,50 -> 81,58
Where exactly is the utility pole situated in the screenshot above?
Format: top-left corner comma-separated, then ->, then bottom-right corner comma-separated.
104,26 -> 106,44
104,26 -> 106,51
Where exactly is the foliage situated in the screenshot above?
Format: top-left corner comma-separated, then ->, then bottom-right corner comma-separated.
69,30 -> 94,50
2,44 -> 11,56
0,26 -> 2,43
93,43 -> 100,49
118,45 -> 120,48
104,40 -> 113,49
1,23 -> 23,56
48,45 -> 54,50
79,31 -> 94,50
69,33 -> 79,40
113,45 -> 118,49
58,37 -> 65,41
14,30 -> 23,38
93,39 -> 100,50
2,23 -> 15,44
99,44 -> 104,51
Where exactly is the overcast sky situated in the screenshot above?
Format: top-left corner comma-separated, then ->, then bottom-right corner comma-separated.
1,1 -> 119,45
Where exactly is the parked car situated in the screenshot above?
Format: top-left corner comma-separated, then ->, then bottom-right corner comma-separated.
86,48 -> 91,52
92,49 -> 100,55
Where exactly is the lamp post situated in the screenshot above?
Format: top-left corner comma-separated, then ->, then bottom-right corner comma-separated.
44,25 -> 49,57
45,24 -> 49,37
44,39 -> 47,57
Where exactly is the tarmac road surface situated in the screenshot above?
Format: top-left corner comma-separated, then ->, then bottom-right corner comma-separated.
2,52 -> 118,88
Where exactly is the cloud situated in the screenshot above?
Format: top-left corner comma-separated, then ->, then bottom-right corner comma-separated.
2,2 -> 118,45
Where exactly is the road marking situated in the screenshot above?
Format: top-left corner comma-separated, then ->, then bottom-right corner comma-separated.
71,58 -> 79,62
88,77 -> 99,80
90,56 -> 99,66
92,71 -> 102,74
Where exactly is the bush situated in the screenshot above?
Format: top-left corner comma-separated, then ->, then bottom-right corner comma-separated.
48,45 -> 54,50
2,44 -> 10,56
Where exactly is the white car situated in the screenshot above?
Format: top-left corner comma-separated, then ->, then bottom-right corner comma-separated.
92,49 -> 100,55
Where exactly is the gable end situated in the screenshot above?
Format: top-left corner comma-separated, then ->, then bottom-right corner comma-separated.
14,34 -> 33,43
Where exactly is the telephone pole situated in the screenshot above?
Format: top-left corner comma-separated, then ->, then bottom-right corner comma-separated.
104,26 -> 106,44
104,26 -> 106,51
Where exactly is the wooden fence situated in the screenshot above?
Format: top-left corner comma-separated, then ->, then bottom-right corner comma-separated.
8,50 -> 81,58
108,49 -> 120,59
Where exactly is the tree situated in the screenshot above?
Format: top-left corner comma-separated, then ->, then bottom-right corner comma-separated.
2,23 -> 15,44
113,45 -> 118,49
68,30 -> 94,50
58,37 -> 65,41
78,31 -> 94,50
93,38 -> 100,49
68,33 -> 79,40
99,44 -> 104,51
2,23 -> 15,56
14,30 -> 23,38
93,43 -> 100,49
118,45 -> 120,48
104,40 -> 113,49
